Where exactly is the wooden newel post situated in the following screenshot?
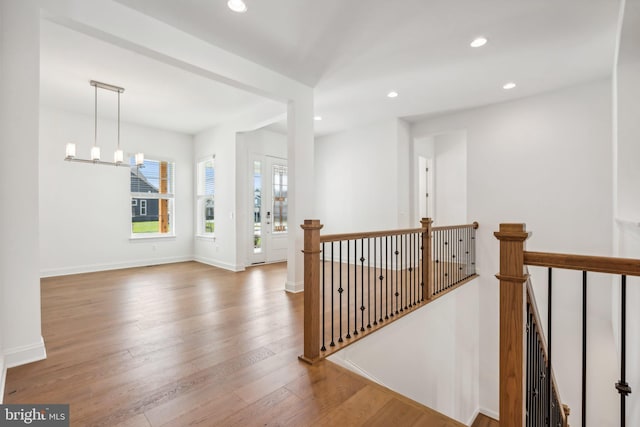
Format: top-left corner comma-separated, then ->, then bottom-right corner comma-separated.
299,219 -> 323,364
494,223 -> 530,427
420,218 -> 433,301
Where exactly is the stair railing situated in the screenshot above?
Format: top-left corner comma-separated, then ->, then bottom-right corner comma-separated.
496,223 -> 638,427
300,218 -> 479,363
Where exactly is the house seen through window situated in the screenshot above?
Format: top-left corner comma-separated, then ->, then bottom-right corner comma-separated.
130,158 -> 175,235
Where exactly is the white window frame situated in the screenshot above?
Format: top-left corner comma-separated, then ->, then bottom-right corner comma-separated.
196,155 -> 215,238
130,156 -> 176,239
139,200 -> 147,216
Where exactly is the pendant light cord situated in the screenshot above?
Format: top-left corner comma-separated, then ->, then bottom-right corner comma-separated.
94,84 -> 98,147
117,91 -> 121,150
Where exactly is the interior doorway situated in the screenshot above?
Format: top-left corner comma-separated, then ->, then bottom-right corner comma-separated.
249,155 -> 289,264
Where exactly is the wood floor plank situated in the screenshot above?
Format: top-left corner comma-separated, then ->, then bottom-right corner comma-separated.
4,261 -> 465,426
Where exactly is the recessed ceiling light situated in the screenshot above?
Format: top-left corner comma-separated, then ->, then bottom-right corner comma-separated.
314,116 -> 322,121
387,91 -> 399,98
503,82 -> 516,90
470,37 -> 488,48
227,0 -> 247,13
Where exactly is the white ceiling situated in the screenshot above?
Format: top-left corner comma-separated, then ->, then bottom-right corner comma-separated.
40,20 -> 283,135
43,1 -> 621,136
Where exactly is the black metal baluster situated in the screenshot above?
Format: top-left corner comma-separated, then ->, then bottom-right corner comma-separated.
526,303 -> 531,426
378,238 -> 384,323
415,232 -> 418,304
413,232 -> 417,305
445,230 -> 450,289
394,235 -> 398,315
420,230 -> 425,302
383,236 -> 388,320
547,267 -> 553,427
330,242 -> 335,347
616,275 -> 631,427
416,232 -> 419,304
338,242 -> 343,343
400,234 -> 405,312
353,239 -> 358,337
407,234 -> 413,307
368,238 -> 372,329
582,270 -> 587,427
404,233 -> 408,309
360,238 -> 365,332
346,240 -> 351,340
373,237 -> 378,326
321,242 -> 326,352
454,228 -> 458,284
435,230 -> 440,294
385,234 -> 398,317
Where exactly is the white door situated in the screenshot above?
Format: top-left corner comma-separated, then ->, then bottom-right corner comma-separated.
249,155 -> 288,264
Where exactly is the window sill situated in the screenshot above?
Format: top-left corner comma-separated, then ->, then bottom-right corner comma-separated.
196,234 -> 216,241
129,234 -> 176,241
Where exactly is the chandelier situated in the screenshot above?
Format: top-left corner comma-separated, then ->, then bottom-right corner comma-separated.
64,80 -> 143,167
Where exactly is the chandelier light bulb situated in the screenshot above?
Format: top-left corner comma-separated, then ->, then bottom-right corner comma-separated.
91,146 -> 101,161
65,143 -> 76,159
135,152 -> 145,166
114,149 -> 124,164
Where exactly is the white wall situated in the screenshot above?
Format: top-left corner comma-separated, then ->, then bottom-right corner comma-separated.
433,132 -> 467,225
329,279 -> 480,425
193,105 -> 287,273
193,125 -> 240,271
0,0 -> 45,372
39,108 -> 194,276
315,119 -> 412,235
412,79 -> 616,426
614,0 -> 640,422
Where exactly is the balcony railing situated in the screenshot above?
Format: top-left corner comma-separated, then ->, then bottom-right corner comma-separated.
300,218 -> 479,363
496,223 -> 638,427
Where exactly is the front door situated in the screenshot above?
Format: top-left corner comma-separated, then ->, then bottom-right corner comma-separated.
249,155 -> 288,264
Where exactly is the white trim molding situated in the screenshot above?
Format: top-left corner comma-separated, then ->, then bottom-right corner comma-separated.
285,280 -> 303,293
4,336 -> 47,369
194,256 -> 245,272
40,256 -> 193,278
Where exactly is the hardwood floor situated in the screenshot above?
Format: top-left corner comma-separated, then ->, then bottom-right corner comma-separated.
4,261 -> 465,426
470,413 -> 500,427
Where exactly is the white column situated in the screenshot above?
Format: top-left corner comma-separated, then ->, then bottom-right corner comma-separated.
286,95 -> 314,292
0,0 -> 46,368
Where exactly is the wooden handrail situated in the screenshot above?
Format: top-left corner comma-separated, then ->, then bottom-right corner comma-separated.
432,221 -> 479,231
524,251 -> 640,276
320,227 -> 425,243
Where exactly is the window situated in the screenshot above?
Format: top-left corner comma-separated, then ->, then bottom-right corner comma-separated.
272,164 -> 288,233
130,158 -> 175,236
197,157 -> 215,236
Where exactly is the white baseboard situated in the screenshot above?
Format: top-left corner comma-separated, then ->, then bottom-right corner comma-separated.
194,256 -> 245,272
40,256 -> 194,278
285,280 -> 303,293
326,354 -> 387,387
4,336 -> 47,369
478,407 -> 499,422
0,356 -> 5,404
